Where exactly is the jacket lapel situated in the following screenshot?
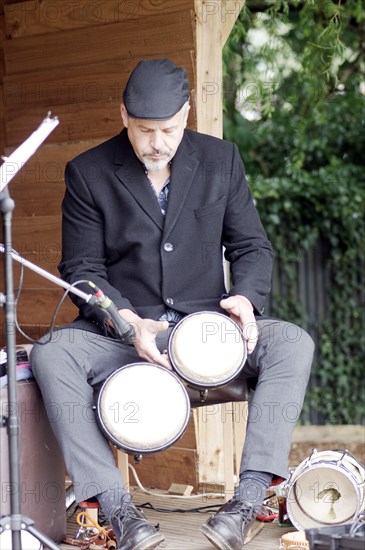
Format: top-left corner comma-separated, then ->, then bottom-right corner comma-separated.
163,134 -> 199,237
113,130 -> 199,234
113,131 -> 164,231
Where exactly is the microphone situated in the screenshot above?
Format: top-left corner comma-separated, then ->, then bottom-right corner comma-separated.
88,282 -> 136,344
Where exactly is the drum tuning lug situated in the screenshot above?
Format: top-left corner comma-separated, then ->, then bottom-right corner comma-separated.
286,469 -> 294,485
336,448 -> 348,466
134,454 -> 142,464
200,389 -> 208,403
308,448 -> 318,463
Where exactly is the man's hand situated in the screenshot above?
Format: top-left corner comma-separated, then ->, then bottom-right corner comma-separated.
119,309 -> 170,368
220,295 -> 258,354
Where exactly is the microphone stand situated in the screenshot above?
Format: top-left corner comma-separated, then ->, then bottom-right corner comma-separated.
0,114 -> 135,548
0,198 -> 62,550
0,115 -> 62,549
0,245 -> 98,305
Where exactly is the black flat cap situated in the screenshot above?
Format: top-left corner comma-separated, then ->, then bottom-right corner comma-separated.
123,59 -> 189,120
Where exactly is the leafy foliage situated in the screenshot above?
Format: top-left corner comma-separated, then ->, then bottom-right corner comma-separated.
223,0 -> 365,424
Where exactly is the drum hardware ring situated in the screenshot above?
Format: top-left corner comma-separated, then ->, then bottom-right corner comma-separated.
287,448 -> 365,530
168,311 -> 247,390
96,362 -> 191,458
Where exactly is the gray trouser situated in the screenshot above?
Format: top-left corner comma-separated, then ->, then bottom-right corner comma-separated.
30,318 -> 314,503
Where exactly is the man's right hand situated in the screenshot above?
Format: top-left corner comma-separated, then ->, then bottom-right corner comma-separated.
119,309 -> 170,368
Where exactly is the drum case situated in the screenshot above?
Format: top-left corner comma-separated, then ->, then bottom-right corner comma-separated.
186,377 -> 251,407
305,523 -> 365,550
0,380 -> 66,542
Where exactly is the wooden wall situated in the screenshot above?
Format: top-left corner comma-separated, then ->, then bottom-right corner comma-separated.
0,0 -> 196,342
0,2 -> 6,158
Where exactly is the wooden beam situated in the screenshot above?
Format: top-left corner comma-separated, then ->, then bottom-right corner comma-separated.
4,10 -> 194,75
194,0 -> 245,137
193,0 -> 247,496
222,0 -> 246,45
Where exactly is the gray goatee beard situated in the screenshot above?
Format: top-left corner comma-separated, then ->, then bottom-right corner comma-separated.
143,157 -> 171,172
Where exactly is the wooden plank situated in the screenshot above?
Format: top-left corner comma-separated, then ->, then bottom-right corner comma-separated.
5,0 -> 193,38
113,417 -> 199,492
0,1 -> 5,52
0,51 -> 4,81
233,401 -> 248,479
222,406 -> 235,499
5,139 -> 101,217
0,1 -> 5,152
194,405 -> 226,485
117,451 -> 130,490
15,287 -> 78,325
3,215 -> 62,289
2,215 -> 63,287
4,11 -> 195,75
128,447 -> 199,491
11,215 -> 61,254
5,95 -> 197,146
11,181 -> 64,217
11,257 -> 64,290
5,140 -> 103,217
3,52 -> 195,109
0,84 -> 5,154
168,483 -> 194,496
5,101 -> 121,145
5,139 -> 104,167
59,489 -> 273,550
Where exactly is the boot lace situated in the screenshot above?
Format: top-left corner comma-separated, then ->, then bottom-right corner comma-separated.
227,500 -> 261,523
110,502 -> 141,537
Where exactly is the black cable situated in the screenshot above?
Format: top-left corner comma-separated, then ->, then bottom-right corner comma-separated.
138,502 -> 223,514
137,493 -> 278,515
10,253 -> 91,345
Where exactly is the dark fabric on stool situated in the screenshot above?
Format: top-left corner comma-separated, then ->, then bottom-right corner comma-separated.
0,380 -> 66,542
187,376 -> 253,407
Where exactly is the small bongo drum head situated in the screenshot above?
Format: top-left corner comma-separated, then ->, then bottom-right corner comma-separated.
169,312 -> 246,387
97,363 -> 190,454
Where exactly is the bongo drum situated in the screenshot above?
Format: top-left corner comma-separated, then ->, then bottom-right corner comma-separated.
168,311 -> 247,389
96,363 -> 190,455
286,449 -> 365,530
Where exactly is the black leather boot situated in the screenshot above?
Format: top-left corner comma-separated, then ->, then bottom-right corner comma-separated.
110,502 -> 165,550
201,499 -> 257,550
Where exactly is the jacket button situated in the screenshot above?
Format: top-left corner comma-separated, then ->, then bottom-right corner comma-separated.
163,242 -> 174,252
166,298 -> 174,306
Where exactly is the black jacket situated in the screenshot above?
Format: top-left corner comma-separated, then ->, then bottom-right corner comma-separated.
59,128 -> 273,330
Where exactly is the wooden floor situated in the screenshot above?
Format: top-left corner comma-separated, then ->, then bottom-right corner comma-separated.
61,488 -> 297,550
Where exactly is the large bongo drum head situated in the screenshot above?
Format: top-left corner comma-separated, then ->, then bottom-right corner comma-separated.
97,363 -> 191,455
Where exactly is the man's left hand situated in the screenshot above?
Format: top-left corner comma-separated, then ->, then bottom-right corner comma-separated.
220,295 -> 258,354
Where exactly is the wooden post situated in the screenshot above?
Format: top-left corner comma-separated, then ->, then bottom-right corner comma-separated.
193,0 -> 246,498
194,0 -> 245,136
117,451 -> 130,490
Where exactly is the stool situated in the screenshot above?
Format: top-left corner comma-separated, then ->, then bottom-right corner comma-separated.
0,379 -> 66,542
117,376 -> 253,497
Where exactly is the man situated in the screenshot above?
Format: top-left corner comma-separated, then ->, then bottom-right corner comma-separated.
31,59 -> 314,550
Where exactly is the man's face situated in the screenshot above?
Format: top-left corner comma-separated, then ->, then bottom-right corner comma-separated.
120,103 -> 190,171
